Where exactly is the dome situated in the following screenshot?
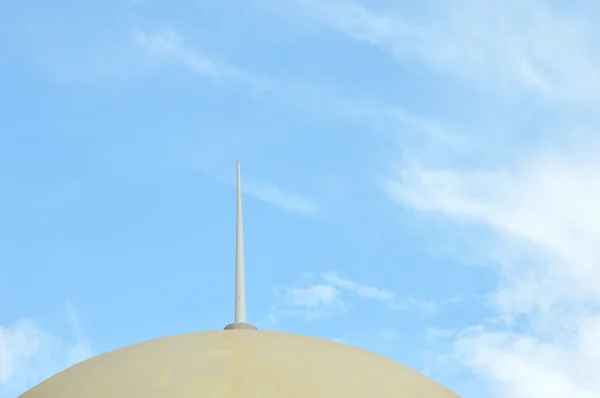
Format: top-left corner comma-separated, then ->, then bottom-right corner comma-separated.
20,330 -> 459,398
20,162 -> 460,397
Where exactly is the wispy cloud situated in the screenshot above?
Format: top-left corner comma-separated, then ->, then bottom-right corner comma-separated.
323,271 -> 395,302
133,28 -> 270,89
132,26 -> 443,130
64,302 -> 93,367
364,3 -> 600,394
244,182 -> 320,216
456,322 -> 600,398
0,320 -> 45,388
323,271 -> 446,312
385,153 -> 600,314
385,139 -> 600,396
271,271 -> 449,321
0,303 -> 93,396
134,29 -> 218,76
299,0 -> 600,104
271,284 -> 347,321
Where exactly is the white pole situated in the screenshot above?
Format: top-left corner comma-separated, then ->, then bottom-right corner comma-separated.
235,160 -> 246,323
224,161 -> 256,330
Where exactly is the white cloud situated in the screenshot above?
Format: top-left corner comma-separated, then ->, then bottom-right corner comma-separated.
273,271 -> 447,321
131,26 -> 440,133
134,29 -> 218,76
286,285 -> 342,308
65,302 -> 93,367
386,153 -> 600,314
243,183 -> 320,216
0,320 -> 45,385
133,27 -> 274,91
456,316 -> 600,398
323,271 -> 443,311
386,147 -> 600,397
0,304 -> 92,396
272,284 -> 347,320
323,271 -> 395,302
372,2 -> 600,383
300,0 -> 600,104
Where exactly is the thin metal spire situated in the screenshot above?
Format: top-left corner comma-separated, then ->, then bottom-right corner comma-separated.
225,161 -> 257,330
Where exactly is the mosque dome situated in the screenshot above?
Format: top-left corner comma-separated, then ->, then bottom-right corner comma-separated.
20,161 -> 460,398
21,329 -> 459,398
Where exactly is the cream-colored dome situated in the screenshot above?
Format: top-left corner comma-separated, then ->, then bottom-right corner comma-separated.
21,163 -> 460,397
21,330 -> 458,398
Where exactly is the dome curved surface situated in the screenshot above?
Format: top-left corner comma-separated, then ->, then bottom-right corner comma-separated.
21,330 -> 459,398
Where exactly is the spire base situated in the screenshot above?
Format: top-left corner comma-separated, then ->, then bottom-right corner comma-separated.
224,322 -> 257,330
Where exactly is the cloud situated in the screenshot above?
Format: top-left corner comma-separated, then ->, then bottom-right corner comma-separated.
285,285 -> 342,308
456,320 -> 600,398
299,0 -> 600,104
134,29 -> 218,76
133,27 -> 290,96
373,2 -> 600,384
271,284 -> 347,321
133,28 -> 269,88
0,320 -> 45,386
385,153 -> 600,314
0,304 -> 92,396
243,182 -> 320,216
323,271 -> 444,312
272,271 -> 448,321
323,271 -> 395,301
132,26 -> 439,131
65,302 -> 93,367
386,143 -> 600,396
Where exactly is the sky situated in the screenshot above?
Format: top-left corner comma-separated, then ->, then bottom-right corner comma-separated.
2,0 -> 600,397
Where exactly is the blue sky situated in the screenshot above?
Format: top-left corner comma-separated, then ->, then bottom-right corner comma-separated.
2,0 -> 600,397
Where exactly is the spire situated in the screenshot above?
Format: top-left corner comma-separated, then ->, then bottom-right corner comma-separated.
224,161 -> 257,331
